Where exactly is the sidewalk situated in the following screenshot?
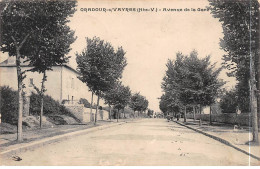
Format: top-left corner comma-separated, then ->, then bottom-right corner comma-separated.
0,118 -> 135,155
175,118 -> 260,160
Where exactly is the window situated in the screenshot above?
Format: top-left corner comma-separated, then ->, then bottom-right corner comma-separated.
71,78 -> 74,89
29,78 -> 34,87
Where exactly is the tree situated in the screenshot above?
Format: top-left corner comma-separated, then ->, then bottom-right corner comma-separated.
129,92 -> 149,117
76,37 -> 127,124
103,82 -> 131,120
103,87 -> 116,120
161,51 -> 224,122
159,94 -> 168,116
159,93 -> 181,117
27,1 -> 76,128
0,0 -> 76,140
209,0 -> 259,143
111,82 -> 131,122
161,54 -> 186,118
129,93 -> 141,117
140,98 -> 149,115
219,89 -> 238,114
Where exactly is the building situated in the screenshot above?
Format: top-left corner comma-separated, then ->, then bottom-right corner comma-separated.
0,56 -> 93,103
0,56 -> 110,122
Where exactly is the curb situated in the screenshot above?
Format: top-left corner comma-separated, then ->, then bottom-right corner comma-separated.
175,121 -> 260,161
0,121 -> 127,157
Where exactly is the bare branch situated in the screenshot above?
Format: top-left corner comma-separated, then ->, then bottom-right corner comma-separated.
18,33 -> 30,50
11,36 -> 18,48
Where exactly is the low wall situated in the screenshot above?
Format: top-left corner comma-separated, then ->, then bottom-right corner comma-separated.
65,104 -> 85,122
186,113 -> 260,126
84,108 -> 109,121
65,104 -> 110,123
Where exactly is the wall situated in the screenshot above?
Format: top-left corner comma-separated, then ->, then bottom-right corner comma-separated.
0,66 -> 17,89
84,108 -> 109,121
61,67 -> 106,106
186,113 -> 260,126
65,105 -> 109,123
65,104 -> 85,122
0,63 -> 107,115
0,66 -> 62,101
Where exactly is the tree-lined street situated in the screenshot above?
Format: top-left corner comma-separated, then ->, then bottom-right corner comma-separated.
1,119 -> 258,166
0,0 -> 259,166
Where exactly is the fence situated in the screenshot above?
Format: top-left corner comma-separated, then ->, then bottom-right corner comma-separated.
186,113 -> 260,127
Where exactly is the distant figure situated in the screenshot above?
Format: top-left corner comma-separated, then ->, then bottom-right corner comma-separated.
166,115 -> 171,122
176,113 -> 180,121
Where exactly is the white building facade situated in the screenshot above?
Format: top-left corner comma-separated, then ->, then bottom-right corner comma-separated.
0,57 -> 93,103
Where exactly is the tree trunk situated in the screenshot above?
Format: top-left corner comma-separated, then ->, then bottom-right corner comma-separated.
193,106 -> 196,121
17,68 -> 23,141
16,54 -> 23,141
250,63 -> 259,143
249,17 -> 259,143
109,105 -> 111,120
94,92 -> 100,125
39,71 -> 46,129
209,106 -> 212,125
123,108 -> 125,119
12,35 -> 29,142
184,106 -> 187,123
40,97 -> 44,128
117,109 -> 120,122
90,92 -> 94,122
257,7 -> 260,118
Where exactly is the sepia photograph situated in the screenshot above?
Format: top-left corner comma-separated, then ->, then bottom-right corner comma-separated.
0,0 -> 260,166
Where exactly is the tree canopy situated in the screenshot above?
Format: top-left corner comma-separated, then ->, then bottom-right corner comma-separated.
76,37 -> 127,123
159,93 -> 180,116
129,92 -> 149,113
0,0 -> 77,140
208,0 -> 259,113
0,0 -> 77,63
208,0 -> 259,142
76,37 -> 127,95
103,81 -> 131,110
160,50 -> 224,114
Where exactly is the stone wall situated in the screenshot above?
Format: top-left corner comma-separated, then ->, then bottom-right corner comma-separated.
186,113 -> 260,126
65,104 -> 110,123
65,104 -> 85,122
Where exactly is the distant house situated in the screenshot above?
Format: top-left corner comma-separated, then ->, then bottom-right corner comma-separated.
201,102 -> 222,114
0,56 -> 93,103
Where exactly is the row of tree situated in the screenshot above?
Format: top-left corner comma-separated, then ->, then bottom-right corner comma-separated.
160,0 -> 259,144
0,0 -> 150,141
160,50 -> 224,122
0,0 -> 77,141
76,37 -> 149,123
208,0 -> 259,144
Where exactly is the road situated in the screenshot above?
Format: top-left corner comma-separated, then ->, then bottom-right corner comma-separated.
1,118 -> 258,166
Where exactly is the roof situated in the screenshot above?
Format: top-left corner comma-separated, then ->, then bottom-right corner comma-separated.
0,56 -> 80,75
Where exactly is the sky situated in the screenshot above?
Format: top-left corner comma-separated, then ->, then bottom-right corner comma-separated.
67,0 -> 236,112
0,0 -> 237,112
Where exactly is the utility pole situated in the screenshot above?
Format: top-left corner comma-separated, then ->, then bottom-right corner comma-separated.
258,5 -> 260,115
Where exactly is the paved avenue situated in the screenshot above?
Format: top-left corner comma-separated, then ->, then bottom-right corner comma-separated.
2,119 -> 258,166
